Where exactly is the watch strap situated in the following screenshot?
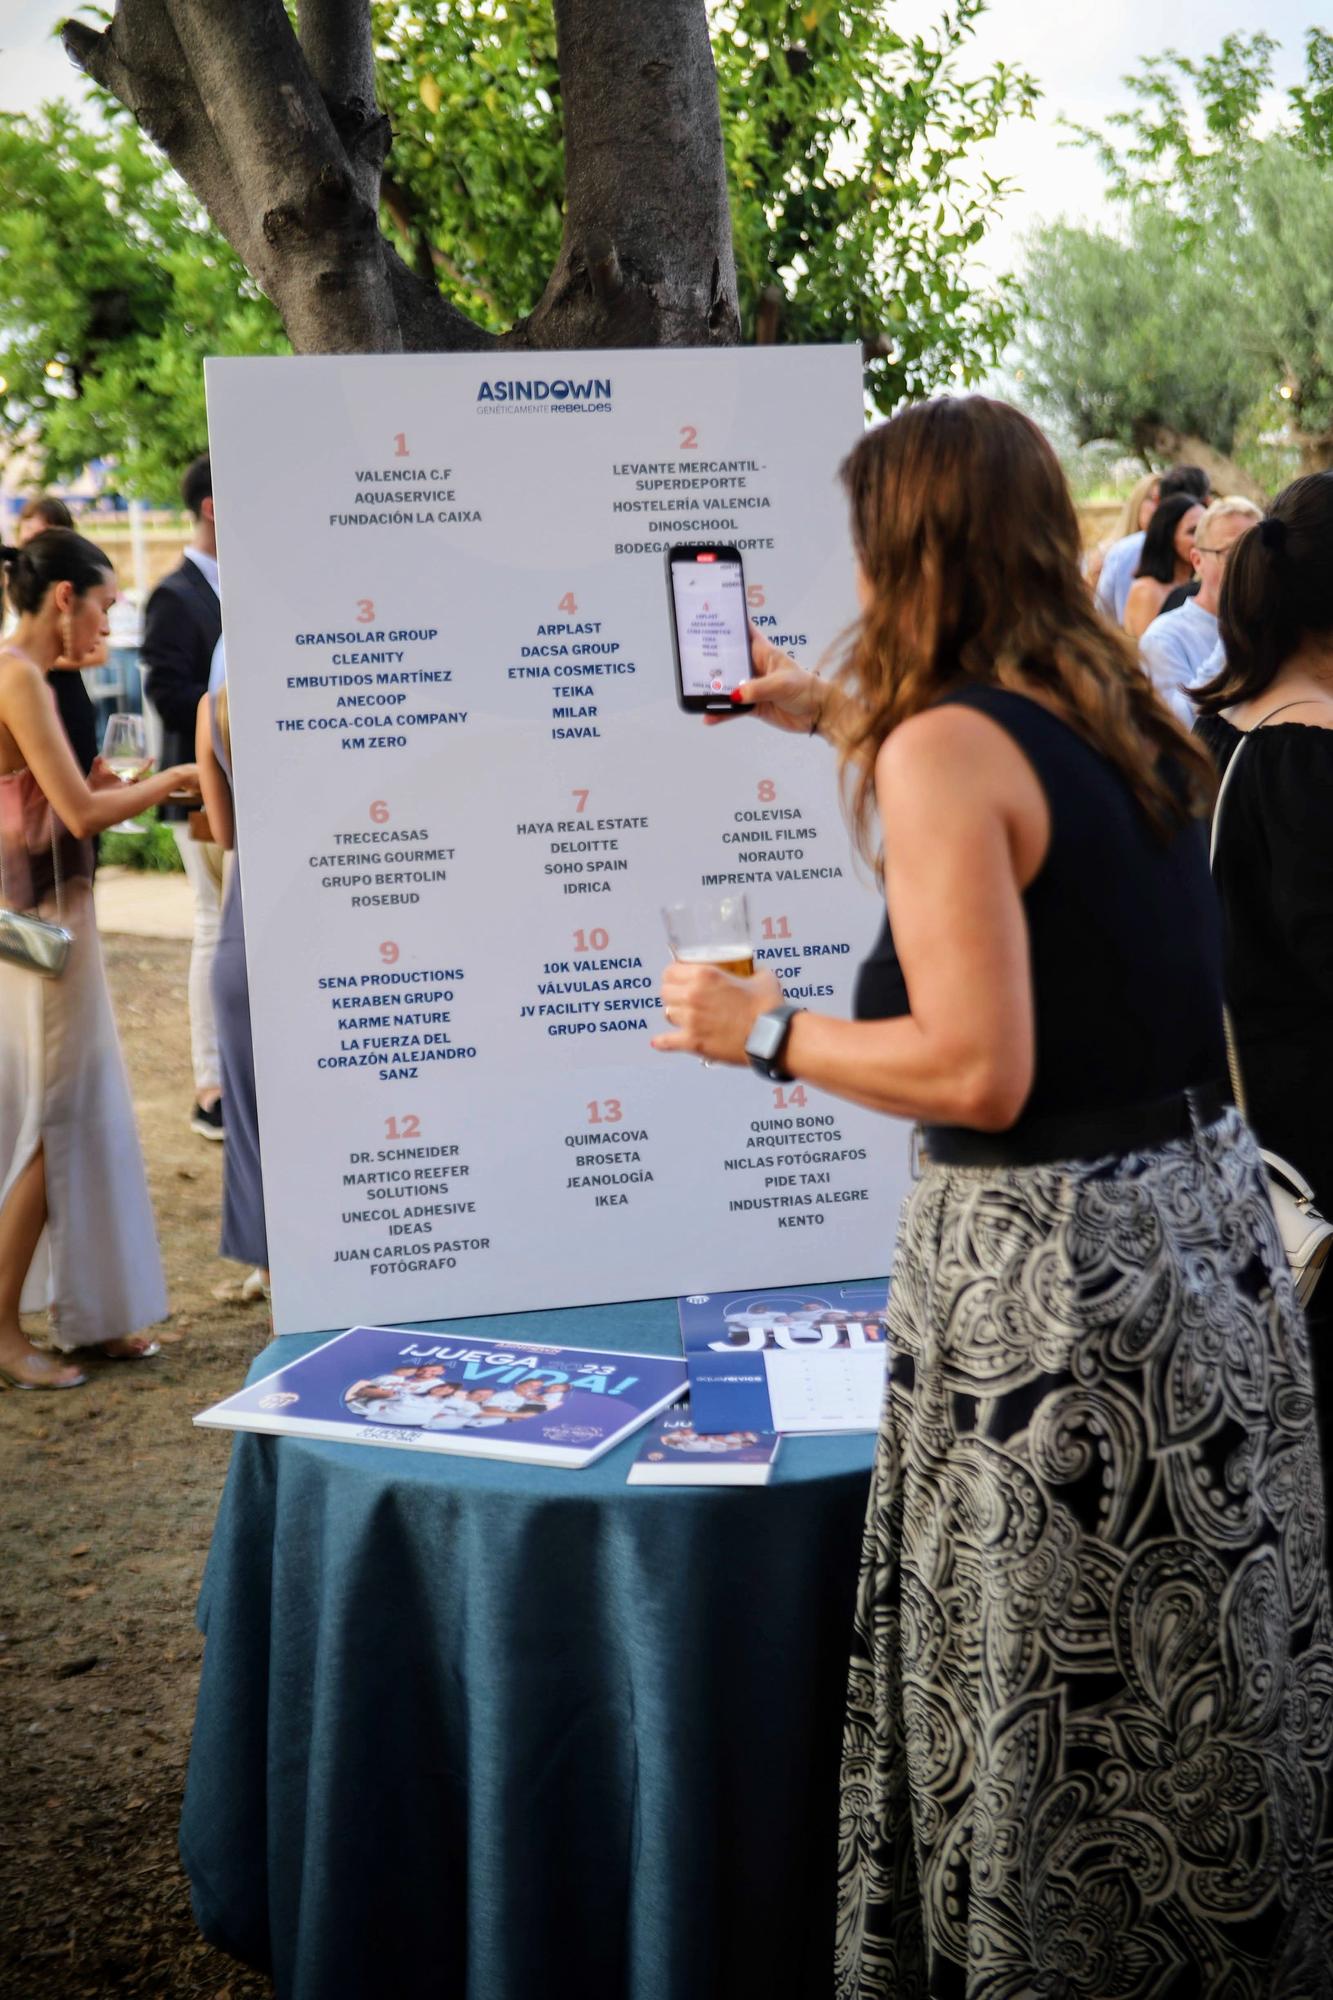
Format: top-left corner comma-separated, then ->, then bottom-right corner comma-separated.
745,1003 -> 804,1082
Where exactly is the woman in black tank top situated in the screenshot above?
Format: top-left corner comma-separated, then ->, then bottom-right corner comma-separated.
654,398 -> 1333,1996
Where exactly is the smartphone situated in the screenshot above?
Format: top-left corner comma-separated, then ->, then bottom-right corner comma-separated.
665,544 -> 753,713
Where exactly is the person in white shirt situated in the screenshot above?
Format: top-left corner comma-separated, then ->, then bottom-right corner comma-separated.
473,1379 -> 569,1423
419,1387 -> 486,1431
1138,497 -> 1262,723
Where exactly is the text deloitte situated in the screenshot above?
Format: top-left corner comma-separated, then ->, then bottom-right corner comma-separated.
476,376 -> 612,412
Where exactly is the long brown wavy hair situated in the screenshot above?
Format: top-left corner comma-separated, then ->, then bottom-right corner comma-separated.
834,398 -> 1215,862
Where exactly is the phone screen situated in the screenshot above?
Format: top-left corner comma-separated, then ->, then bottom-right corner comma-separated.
669,551 -> 750,703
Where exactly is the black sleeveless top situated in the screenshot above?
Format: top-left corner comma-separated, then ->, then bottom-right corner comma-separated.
1195,712 -> 1333,1214
854,685 -> 1226,1131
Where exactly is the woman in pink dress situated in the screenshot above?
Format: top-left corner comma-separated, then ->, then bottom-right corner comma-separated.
0,530 -> 198,1389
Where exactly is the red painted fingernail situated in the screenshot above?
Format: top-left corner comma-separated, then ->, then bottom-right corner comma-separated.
730,688 -> 744,703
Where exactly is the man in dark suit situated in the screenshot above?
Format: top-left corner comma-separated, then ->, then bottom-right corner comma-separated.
141,453 -> 225,1141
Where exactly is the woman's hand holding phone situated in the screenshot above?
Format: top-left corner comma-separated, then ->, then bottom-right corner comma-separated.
705,622 -> 828,735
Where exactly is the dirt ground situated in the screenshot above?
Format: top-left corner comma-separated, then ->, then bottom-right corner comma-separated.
0,934 -> 274,1999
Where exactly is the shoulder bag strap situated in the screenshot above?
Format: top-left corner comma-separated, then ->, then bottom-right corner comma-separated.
50,808 -> 63,925
1208,735 -> 1248,1115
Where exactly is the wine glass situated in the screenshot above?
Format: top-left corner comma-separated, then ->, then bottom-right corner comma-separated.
102,712 -> 148,782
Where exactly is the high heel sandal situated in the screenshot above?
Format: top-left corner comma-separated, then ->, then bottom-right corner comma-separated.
0,1352 -> 87,1391
93,1337 -> 161,1361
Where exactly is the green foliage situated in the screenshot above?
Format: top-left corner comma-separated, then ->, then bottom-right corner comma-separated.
717,0 -> 1038,408
1065,32 -> 1278,213
1019,31 -> 1333,473
3,2 -> 1036,484
0,101 -> 288,498
98,813 -> 185,871
1019,208 -> 1258,456
1242,142 -> 1333,442
372,2 -> 564,331
377,0 -> 1038,414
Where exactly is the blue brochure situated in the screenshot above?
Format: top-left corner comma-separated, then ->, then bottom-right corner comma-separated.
678,1281 -> 889,1436
195,1324 -> 687,1469
627,1405 -> 780,1485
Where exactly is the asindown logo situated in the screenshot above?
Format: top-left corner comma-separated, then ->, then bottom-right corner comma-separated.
475,376 -> 613,415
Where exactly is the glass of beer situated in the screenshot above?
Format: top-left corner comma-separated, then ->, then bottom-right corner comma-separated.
662,894 -> 756,1065
662,893 -> 755,977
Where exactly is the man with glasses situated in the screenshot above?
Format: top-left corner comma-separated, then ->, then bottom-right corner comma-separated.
1139,496 -> 1262,722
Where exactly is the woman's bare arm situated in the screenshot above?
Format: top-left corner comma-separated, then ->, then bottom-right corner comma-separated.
0,654 -> 193,836
196,694 -> 235,851
1122,579 -> 1160,643
655,705 -> 1043,1131
773,709 -> 1037,1125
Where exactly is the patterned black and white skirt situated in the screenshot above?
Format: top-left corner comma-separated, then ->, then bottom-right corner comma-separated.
836,1109 -> 1333,1999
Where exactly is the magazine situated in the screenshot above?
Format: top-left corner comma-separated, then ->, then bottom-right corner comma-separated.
627,1406 -> 780,1486
677,1281 -> 889,1435
194,1324 -> 688,1469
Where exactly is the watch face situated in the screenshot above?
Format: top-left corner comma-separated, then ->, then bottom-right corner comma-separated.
748,1008 -> 791,1061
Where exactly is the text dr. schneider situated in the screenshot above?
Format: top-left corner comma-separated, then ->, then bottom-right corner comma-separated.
475,376 -> 613,414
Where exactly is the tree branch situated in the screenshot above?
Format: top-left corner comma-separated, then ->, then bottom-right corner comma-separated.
381,172 -> 502,317
756,284 -> 783,345
380,172 -> 435,284
585,229 -> 624,305
63,5 -> 251,260
64,0 -> 736,358
295,0 -> 389,211
523,0 -> 740,348
382,242 -> 497,353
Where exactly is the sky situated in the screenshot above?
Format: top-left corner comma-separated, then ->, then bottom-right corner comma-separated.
0,0 -> 1324,277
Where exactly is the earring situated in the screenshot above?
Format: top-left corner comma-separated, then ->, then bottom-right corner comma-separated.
60,610 -> 74,662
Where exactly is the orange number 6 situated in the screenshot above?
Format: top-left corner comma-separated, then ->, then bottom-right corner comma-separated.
370,800 -> 390,824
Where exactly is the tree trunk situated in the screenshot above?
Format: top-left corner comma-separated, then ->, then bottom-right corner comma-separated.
1297,431 -> 1333,474
62,0 -> 740,359
514,0 -> 739,349
1131,424 -> 1268,505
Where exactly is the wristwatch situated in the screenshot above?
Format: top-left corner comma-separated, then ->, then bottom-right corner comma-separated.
745,1003 -> 804,1082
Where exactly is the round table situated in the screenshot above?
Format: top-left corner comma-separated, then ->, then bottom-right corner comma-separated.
180,1298 -> 876,2000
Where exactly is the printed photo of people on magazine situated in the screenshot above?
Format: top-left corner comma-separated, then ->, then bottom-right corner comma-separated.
661,1426 -> 761,1455
343,1365 -> 570,1433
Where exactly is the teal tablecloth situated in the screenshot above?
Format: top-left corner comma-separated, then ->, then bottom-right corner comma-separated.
180,1298 -> 876,2000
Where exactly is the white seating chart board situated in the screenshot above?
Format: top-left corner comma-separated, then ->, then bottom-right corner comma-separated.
206,347 -> 910,1334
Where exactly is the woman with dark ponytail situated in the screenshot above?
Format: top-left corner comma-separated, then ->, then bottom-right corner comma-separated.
1196,470 -> 1333,1527
0,530 -> 198,1388
16,497 -> 101,775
